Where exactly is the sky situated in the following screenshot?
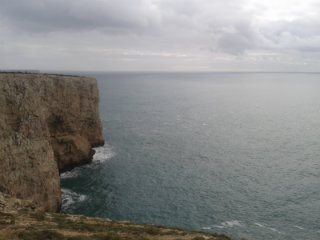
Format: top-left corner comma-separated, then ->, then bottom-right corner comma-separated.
1,0 -> 320,72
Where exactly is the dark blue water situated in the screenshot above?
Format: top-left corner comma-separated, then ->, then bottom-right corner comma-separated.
61,72 -> 320,240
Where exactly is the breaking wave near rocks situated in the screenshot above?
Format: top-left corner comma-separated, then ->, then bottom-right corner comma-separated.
60,144 -> 115,180
92,144 -> 115,163
60,143 -> 115,212
61,189 -> 88,212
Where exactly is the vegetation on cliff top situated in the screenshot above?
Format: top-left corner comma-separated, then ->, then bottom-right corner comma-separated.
0,209 -> 244,240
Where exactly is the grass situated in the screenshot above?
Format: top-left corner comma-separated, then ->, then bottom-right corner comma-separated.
0,210 -> 243,240
29,211 -> 46,221
17,230 -> 65,240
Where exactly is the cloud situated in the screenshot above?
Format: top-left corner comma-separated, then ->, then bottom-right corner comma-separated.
1,0 -> 320,71
259,18 -> 320,52
0,0 -> 161,33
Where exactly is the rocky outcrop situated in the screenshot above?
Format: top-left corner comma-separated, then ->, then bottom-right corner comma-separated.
0,73 -> 104,212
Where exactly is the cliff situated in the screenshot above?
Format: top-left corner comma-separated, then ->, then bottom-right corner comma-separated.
0,73 -> 104,212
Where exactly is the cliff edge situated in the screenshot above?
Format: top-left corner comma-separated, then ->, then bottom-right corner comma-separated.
0,209 -> 238,240
0,73 -> 104,212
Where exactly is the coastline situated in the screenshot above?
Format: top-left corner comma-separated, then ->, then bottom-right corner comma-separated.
0,73 -> 241,240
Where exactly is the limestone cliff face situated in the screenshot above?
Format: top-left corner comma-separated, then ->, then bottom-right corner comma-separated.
0,73 -> 104,212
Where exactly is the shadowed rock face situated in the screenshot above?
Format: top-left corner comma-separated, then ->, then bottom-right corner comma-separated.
0,73 -> 104,212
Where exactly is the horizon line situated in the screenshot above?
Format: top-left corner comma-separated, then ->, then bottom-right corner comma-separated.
43,70 -> 320,74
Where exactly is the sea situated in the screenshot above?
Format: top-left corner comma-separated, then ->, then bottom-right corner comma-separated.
59,72 -> 320,240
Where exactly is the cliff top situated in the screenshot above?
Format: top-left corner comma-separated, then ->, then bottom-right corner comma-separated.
0,72 -> 85,78
0,209 -> 240,240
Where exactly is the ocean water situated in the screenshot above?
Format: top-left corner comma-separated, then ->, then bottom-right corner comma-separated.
60,72 -> 320,240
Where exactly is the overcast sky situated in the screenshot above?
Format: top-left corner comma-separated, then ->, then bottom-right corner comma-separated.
1,0 -> 320,72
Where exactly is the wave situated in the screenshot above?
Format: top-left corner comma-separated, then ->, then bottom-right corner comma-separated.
268,227 -> 284,235
254,222 -> 284,235
61,188 -> 88,209
293,225 -> 304,230
202,221 -> 288,235
254,222 -> 265,228
202,221 -> 314,236
202,220 -> 244,230
60,144 -> 115,180
60,168 -> 81,179
93,144 -> 115,163
214,220 -> 243,229
201,226 -> 212,230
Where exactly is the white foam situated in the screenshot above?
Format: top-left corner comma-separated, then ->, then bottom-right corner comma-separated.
293,225 -> 304,230
268,227 -> 284,235
93,144 -> 115,163
60,168 -> 81,179
61,144 -> 115,180
254,222 -> 285,235
61,188 -> 88,209
254,222 -> 265,228
212,225 -> 224,229
201,226 -> 212,230
213,220 -> 243,229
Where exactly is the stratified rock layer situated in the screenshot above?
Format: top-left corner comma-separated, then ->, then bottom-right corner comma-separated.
0,73 -> 104,212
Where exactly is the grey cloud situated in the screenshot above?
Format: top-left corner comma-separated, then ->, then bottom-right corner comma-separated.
260,17 -> 320,52
0,0 -> 258,55
0,0 -> 161,33
1,0 -> 320,71
216,33 -> 252,55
